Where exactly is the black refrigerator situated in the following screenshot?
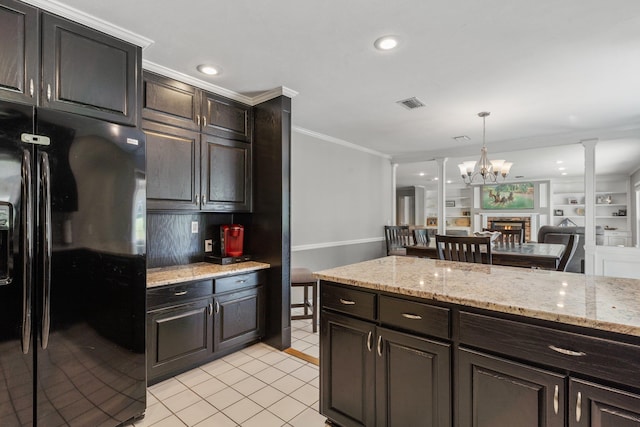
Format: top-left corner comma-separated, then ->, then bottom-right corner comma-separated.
0,100 -> 146,426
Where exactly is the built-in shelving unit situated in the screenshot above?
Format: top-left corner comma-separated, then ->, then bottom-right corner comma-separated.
425,186 -> 472,235
552,179 -> 631,246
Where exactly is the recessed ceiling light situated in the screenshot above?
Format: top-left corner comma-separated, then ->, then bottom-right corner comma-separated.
374,35 -> 399,51
197,64 -> 220,76
558,167 -> 566,171
556,160 -> 564,164
446,180 -> 452,184
419,172 -> 425,176
453,135 -> 471,142
561,172 -> 568,176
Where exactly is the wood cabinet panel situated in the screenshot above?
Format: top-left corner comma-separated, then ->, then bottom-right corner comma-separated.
143,120 -> 200,210
0,0 -> 38,104
214,286 -> 264,352
376,327 -> 450,427
142,71 -> 199,130
458,347 -> 565,427
570,379 -> 640,427
41,13 -> 139,125
321,311 -> 375,427
147,297 -> 213,382
321,283 -> 377,321
201,136 -> 252,212
379,295 -> 450,339
202,92 -> 252,141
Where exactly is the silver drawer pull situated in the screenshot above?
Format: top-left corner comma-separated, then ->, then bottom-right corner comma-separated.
402,313 -> 422,320
377,335 -> 383,356
174,290 -> 188,296
339,298 -> 356,305
367,331 -> 372,352
237,279 -> 247,283
553,385 -> 559,414
576,392 -> 582,422
548,345 -> 586,357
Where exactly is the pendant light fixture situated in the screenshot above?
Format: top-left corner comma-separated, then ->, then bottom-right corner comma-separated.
457,112 -> 512,184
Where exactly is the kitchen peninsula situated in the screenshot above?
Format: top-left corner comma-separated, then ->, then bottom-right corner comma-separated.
315,256 -> 640,427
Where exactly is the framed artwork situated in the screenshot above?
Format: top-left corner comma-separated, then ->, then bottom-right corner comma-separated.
554,209 -> 564,216
445,200 -> 455,207
481,183 -> 535,210
426,217 -> 438,226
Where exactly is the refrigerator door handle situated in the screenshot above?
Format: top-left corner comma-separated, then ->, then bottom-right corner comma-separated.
39,152 -> 52,350
21,150 -> 33,354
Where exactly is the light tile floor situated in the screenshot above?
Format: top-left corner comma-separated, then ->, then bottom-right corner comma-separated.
289,311 -> 320,360
129,319 -> 324,427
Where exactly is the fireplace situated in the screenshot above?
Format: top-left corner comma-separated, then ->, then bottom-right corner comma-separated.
487,217 -> 532,242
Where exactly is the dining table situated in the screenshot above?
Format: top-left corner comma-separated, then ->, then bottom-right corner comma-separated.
404,241 -> 567,270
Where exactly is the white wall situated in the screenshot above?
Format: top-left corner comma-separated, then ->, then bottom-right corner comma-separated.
290,129 -> 392,272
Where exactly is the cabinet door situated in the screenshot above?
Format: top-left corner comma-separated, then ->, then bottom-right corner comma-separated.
458,348 -> 565,427
201,92 -> 252,141
0,0 -> 38,104
143,120 -> 201,210
570,378 -> 640,427
214,286 -> 264,353
376,327 -> 451,427
41,13 -> 139,125
201,136 -> 252,212
142,71 -> 200,130
320,311 -> 375,427
147,298 -> 213,383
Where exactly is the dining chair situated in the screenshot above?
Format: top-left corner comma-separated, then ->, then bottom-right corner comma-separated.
384,225 -> 412,256
556,234 -> 579,272
484,228 -> 524,245
412,228 -> 430,245
435,235 -> 492,264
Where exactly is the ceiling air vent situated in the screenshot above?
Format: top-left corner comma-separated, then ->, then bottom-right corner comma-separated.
396,97 -> 425,110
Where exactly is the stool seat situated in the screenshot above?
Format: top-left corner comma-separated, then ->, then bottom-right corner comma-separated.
291,267 -> 318,333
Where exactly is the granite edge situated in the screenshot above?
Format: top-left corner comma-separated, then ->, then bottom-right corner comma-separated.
147,262 -> 271,288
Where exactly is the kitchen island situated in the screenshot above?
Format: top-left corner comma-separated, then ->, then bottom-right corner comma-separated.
315,256 -> 640,427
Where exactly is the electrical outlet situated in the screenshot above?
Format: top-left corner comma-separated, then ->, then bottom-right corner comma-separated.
205,239 -> 213,252
191,221 -> 198,234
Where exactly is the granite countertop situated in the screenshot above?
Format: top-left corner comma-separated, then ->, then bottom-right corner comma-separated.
147,261 -> 270,288
314,256 -> 640,337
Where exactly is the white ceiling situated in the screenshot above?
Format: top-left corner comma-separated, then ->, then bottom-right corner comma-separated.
41,0 -> 640,184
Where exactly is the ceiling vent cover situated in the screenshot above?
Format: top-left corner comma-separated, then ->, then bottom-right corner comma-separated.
396,97 -> 425,110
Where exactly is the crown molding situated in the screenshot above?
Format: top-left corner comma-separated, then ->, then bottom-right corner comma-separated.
22,0 -> 153,48
251,87 -> 299,105
292,127 -> 392,159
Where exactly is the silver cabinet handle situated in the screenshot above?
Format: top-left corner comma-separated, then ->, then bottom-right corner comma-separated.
553,385 -> 559,415
195,194 -> 199,205
377,335 -> 383,356
215,300 -> 220,314
203,117 -> 207,127
548,345 -> 586,357
197,115 -> 201,126
237,279 -> 247,283
207,303 -> 213,316
367,331 -> 372,352
402,313 -> 422,320
576,391 -> 582,422
47,84 -> 51,101
339,298 -> 355,305
202,193 -> 206,203
40,153 -> 52,350
21,150 -> 33,354
174,290 -> 187,296
29,79 -> 34,97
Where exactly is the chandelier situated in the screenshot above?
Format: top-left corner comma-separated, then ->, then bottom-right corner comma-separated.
458,112 -> 512,184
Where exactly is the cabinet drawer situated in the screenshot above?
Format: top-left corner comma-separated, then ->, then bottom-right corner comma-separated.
147,280 -> 213,309
459,311 -> 640,389
379,295 -> 450,339
321,283 -> 376,321
215,271 -> 262,294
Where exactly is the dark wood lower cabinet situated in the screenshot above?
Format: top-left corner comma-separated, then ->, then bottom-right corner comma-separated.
376,327 -> 450,427
321,311 -> 375,427
214,286 -> 264,352
147,297 -> 213,382
458,348 -> 565,427
570,379 -> 640,427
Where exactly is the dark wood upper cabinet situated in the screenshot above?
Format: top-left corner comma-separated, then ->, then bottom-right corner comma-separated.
0,0 -> 38,104
201,135 -> 252,212
143,120 -> 201,210
142,71 -> 200,131
41,13 -> 140,125
201,92 -> 253,142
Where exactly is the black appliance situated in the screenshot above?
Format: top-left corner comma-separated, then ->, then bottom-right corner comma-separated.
0,101 -> 146,426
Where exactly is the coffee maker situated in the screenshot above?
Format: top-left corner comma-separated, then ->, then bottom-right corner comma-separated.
220,224 -> 244,257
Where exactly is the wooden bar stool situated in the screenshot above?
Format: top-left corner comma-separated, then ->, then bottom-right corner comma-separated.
291,267 -> 317,332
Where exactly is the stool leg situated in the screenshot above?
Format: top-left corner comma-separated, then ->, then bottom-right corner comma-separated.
304,285 -> 309,316
312,281 -> 318,333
